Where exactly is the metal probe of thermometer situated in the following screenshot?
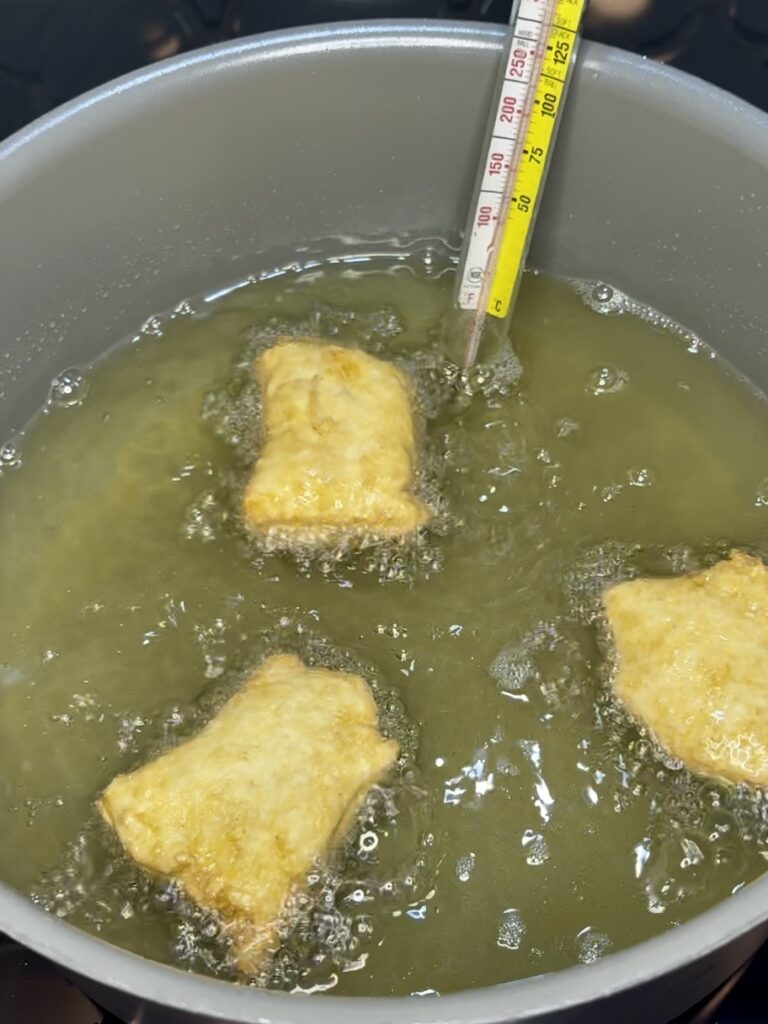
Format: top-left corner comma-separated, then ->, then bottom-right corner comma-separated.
456,0 -> 588,367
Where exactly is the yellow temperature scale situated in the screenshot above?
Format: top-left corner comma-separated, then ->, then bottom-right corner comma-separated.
457,0 -> 588,366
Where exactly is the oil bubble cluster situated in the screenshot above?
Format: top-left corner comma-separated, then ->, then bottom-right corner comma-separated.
48,368 -> 89,409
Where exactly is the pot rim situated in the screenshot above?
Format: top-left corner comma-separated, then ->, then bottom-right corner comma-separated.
3,18 -> 768,1024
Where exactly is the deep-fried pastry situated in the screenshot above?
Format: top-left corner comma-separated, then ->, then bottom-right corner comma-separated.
604,551 -> 768,786
242,339 -> 431,544
98,653 -> 398,971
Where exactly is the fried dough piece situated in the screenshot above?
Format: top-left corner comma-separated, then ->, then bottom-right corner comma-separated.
98,653 -> 398,972
603,551 -> 768,786
242,339 -> 431,544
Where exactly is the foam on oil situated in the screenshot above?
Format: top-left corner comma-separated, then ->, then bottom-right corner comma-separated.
2,248 -> 768,996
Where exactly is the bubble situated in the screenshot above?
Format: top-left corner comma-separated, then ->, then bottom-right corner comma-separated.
490,647 -> 536,691
457,348 -> 523,399
628,468 -> 654,488
565,541 -> 639,623
364,309 -> 402,341
0,442 -> 21,474
591,283 -> 614,304
576,927 -> 611,964
203,655 -> 226,680
455,853 -> 476,882
341,886 -> 371,906
574,280 -> 626,315
680,837 -> 704,869
522,831 -> 550,866
556,417 -> 579,438
183,490 -> 228,543
586,366 -> 628,396
497,908 -> 526,950
755,479 -> 768,508
573,280 -> 708,352
375,621 -> 408,640
600,482 -> 623,503
490,621 -> 584,706
117,714 -> 145,753
48,369 -> 89,409
359,831 -> 378,854
140,315 -> 164,336
422,247 -> 439,276
352,915 -> 374,941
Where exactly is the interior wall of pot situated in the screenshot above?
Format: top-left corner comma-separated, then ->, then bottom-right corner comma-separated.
1,28 -> 768,447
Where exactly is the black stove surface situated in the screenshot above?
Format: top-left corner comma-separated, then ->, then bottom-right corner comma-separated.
2,1 -> 768,1021
1,0 -> 768,142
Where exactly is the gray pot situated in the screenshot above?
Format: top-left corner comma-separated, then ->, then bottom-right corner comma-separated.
2,19 -> 768,1024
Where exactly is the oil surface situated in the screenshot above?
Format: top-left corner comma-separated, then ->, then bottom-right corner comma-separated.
2,251 -> 768,996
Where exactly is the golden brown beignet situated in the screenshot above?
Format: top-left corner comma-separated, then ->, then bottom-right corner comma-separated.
242,339 -> 431,544
98,653 -> 398,972
603,551 -> 768,786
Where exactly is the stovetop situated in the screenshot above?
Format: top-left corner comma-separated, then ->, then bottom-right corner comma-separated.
2,1 -> 768,1021
1,0 -> 768,143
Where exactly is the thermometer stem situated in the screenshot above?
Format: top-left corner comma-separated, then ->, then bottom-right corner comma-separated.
455,0 -> 588,368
